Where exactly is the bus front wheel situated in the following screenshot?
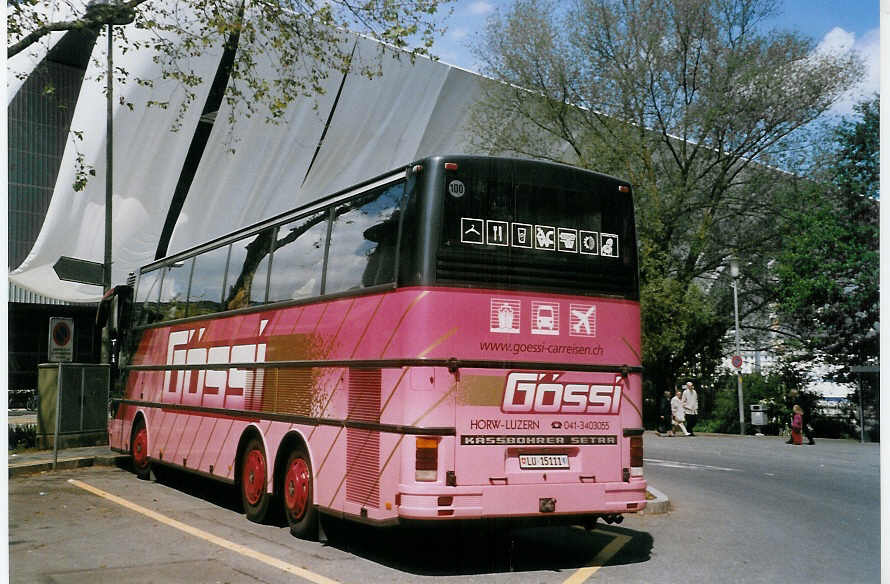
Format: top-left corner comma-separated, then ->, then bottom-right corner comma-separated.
240,437 -> 271,523
282,446 -> 317,539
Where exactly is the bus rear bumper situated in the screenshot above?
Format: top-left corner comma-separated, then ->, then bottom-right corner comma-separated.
396,478 -> 647,521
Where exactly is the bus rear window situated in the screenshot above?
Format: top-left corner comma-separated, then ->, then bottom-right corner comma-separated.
436,162 -> 638,298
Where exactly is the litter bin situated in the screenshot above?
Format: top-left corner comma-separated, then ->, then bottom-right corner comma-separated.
750,403 -> 767,427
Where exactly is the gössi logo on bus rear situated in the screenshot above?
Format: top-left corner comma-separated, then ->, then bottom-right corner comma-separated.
501,372 -> 623,414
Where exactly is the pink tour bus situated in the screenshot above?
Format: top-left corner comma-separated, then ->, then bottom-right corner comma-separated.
102,155 -> 646,539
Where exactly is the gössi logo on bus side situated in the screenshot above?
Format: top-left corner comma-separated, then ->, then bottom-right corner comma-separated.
501,372 -> 623,415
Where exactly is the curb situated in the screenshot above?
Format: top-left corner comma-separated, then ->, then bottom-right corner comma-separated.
644,486 -> 670,514
8,453 -> 129,478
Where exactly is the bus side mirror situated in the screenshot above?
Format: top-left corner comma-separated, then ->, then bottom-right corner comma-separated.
97,285 -> 132,388
97,285 -> 133,338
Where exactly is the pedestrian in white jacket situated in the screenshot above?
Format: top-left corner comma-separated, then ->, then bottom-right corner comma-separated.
671,390 -> 690,436
682,381 -> 699,436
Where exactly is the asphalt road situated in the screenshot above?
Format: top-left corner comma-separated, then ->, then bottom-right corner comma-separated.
9,434 -> 880,583
636,434 -> 881,584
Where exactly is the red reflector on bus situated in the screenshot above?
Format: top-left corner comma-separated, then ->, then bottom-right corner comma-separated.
630,436 -> 644,468
618,185 -> 630,193
444,162 -> 458,171
416,437 -> 438,481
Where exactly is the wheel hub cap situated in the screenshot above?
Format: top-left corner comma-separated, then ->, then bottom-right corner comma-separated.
133,428 -> 147,467
242,450 -> 266,505
284,458 -> 310,519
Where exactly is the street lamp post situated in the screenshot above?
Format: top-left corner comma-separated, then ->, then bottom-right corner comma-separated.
104,20 -> 113,292
85,0 -> 135,364
731,258 -> 745,435
84,0 -> 135,292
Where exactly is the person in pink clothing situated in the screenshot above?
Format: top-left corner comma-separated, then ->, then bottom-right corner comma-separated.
790,404 -> 804,445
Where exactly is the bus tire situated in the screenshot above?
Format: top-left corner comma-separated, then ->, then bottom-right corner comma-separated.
131,418 -> 151,480
240,436 -> 271,523
282,446 -> 317,539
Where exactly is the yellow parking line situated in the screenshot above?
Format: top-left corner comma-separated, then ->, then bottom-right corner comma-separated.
562,529 -> 632,584
68,479 -> 341,584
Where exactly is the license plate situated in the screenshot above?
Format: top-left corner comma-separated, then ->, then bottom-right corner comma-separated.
519,454 -> 569,469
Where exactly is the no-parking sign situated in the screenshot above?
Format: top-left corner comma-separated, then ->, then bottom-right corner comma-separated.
48,317 -> 74,362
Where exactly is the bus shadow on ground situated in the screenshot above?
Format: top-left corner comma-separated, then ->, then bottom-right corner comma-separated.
149,466 -> 247,514
150,465 -> 292,527
148,467 -> 652,575
321,519 -> 653,576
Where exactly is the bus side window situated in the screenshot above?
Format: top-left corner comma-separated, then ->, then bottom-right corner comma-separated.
159,260 -> 192,321
267,210 -> 328,302
225,228 -> 273,310
134,269 -> 162,325
188,245 -> 228,317
325,182 -> 404,294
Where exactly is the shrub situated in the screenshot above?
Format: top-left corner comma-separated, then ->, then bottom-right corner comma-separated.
9,424 -> 37,450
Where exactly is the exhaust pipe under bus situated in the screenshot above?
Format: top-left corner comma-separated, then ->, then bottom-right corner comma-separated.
601,514 -> 624,525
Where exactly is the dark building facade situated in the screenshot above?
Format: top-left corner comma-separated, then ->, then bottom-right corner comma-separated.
8,30 -> 101,392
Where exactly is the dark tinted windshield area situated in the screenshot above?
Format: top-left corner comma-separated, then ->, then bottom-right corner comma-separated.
436,158 -> 638,299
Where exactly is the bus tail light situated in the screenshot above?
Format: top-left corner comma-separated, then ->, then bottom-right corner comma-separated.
630,435 -> 644,477
415,437 -> 438,481
444,162 -> 458,171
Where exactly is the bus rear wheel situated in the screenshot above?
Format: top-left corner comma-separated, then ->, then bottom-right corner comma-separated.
240,437 -> 270,523
131,419 -> 151,480
282,447 -> 317,539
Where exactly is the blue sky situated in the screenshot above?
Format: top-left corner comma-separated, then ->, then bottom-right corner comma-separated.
431,0 -> 880,116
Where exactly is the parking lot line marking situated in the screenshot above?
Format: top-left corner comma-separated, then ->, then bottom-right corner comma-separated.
68,479 -> 341,584
561,529 -> 632,584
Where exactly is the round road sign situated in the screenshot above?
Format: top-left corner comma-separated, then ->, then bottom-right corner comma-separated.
52,321 -> 72,347
731,355 -> 743,369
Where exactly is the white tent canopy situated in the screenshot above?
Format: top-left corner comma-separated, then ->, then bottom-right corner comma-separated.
9,26 -> 486,302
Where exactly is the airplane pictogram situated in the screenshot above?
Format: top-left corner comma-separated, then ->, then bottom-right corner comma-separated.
570,304 -> 596,337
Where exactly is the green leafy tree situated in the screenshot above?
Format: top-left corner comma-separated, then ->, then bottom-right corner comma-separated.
467,0 -> 862,399
9,0 -> 452,131
774,96 -> 879,373
9,0 -> 452,193
772,96 -> 879,439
